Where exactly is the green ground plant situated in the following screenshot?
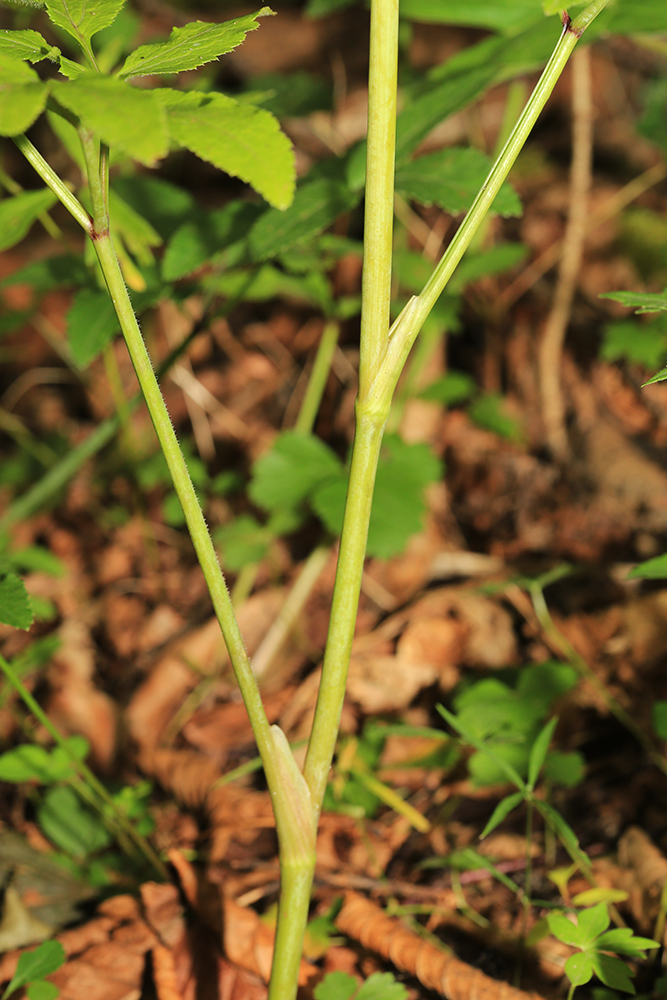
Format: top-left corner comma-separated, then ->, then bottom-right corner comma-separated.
0,940 -> 65,1000
2,0 -> 664,998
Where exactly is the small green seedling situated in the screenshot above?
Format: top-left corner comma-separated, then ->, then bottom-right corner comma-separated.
314,971 -> 407,1000
547,903 -> 659,999
0,940 -> 65,1000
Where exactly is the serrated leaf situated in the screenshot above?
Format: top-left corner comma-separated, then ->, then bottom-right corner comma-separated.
4,941 -> 66,998
51,77 -> 168,166
249,431 -> 343,513
527,716 -> 557,790
479,791 -> 524,839
157,89 -> 294,210
119,9 -> 272,79
591,953 -> 636,994
0,29 -> 59,63
0,572 -> 34,629
395,147 -> 521,217
0,189 -> 57,252
601,290 -> 667,314
356,972 -> 407,1000
44,0 -> 125,46
564,952 -> 595,988
249,178 -> 359,259
548,911 -> 587,947
314,971 -> 358,1000
0,55 -> 48,136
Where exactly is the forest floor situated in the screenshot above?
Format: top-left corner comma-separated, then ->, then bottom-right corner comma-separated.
2,3 -> 667,1000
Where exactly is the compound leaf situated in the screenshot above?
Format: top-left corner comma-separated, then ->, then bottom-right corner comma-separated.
119,9 -> 272,79
591,953 -> 636,994
314,971 -> 358,1000
575,903 -> 610,945
44,0 -> 125,46
0,189 -> 57,252
547,911 -> 586,948
357,973 -> 408,1000
51,77 -> 168,165
564,952 -> 595,988
157,89 -> 294,210
0,56 -> 48,136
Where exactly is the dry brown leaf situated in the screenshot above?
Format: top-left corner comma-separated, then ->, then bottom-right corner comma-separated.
152,944 -> 185,1000
346,653 -> 437,713
337,893 -> 546,1000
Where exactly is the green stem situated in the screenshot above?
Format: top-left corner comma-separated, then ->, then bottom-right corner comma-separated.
303,407 -> 387,813
11,134 -> 92,235
357,0 -> 399,399
0,653 -> 167,878
294,320 -> 339,436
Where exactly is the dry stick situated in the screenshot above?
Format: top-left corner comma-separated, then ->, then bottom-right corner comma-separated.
538,45 -> 593,460
337,892 -> 546,1000
499,160 -> 667,311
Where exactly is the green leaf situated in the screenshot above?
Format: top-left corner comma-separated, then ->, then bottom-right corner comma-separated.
51,77 -> 168,166
468,393 -> 523,442
249,431 -> 343,513
8,546 -> 65,577
3,942 -> 65,1000
527,716 -> 557,790
0,189 -> 57,252
437,704 -> 527,791
548,911 -> 587,948
248,178 -> 360,259
536,799 -> 586,863
162,202 -> 262,281
212,263 -> 332,311
44,0 -> 125,46
543,750 -> 585,788
591,953 -> 636,994
653,701 -> 667,740
564,952 -> 595,988
576,903 -> 610,945
157,89 -> 294,210
629,553 -> 667,581
572,889 -> 629,908
215,515 -> 272,571
0,736 -> 88,783
601,290 -> 667,314
357,972 -> 408,1000
600,319 -> 667,368
395,147 -> 521,217
595,929 -> 659,956
0,572 -> 33,629
27,981 -> 60,1000
38,785 -> 112,857
119,9 -> 272,79
113,175 -> 195,240
479,791 -> 524,839
67,288 -> 119,369
109,189 -> 162,266
399,0 -> 542,32
314,971 -> 358,1000
420,371 -> 476,405
0,29 -> 59,63
0,56 -> 48,136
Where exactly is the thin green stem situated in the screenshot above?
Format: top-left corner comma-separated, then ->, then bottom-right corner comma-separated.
357,0 -> 399,399
294,320 -> 339,435
304,407 -> 387,813
0,653 -> 167,878
11,134 -> 92,235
